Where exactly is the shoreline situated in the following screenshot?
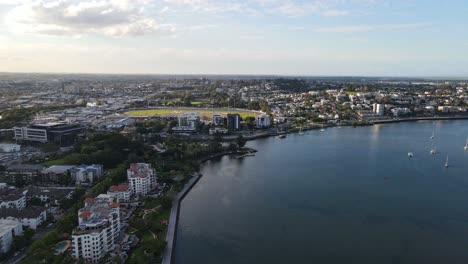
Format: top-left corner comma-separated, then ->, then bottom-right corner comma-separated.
161,148 -> 256,264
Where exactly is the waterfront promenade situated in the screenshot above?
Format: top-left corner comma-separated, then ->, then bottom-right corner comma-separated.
162,173 -> 202,264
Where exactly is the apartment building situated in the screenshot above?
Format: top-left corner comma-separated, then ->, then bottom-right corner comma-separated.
72,194 -> 120,263
127,163 -> 157,196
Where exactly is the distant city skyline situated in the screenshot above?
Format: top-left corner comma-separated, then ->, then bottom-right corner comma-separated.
0,0 -> 467,76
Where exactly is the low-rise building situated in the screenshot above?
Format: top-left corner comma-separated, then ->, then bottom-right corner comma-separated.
14,122 -> 84,146
127,163 -> 157,197
72,195 -> 120,263
0,207 -> 47,230
41,165 -> 75,184
5,164 -> 44,185
0,188 -> 27,210
70,164 -> 104,186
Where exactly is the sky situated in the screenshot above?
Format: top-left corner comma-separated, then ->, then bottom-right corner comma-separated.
0,0 -> 467,76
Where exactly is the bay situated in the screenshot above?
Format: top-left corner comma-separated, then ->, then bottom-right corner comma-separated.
175,120 -> 468,264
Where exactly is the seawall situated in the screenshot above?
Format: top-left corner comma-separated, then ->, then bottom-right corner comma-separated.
161,173 -> 202,264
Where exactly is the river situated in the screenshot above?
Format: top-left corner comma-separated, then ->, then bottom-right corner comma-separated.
175,120 -> 468,264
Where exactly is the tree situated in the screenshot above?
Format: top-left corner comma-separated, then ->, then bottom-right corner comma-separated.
160,196 -> 172,210
29,197 -> 43,206
236,135 -> 247,148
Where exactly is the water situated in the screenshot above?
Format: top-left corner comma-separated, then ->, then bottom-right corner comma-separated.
174,121 -> 468,264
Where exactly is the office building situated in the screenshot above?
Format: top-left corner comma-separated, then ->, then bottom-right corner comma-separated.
227,114 -> 241,130
14,122 -> 84,146
256,114 -> 271,128
0,218 -> 23,253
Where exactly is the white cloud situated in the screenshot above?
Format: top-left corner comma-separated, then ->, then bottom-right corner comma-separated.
317,23 -> 431,33
323,10 -> 350,17
4,0 -> 174,37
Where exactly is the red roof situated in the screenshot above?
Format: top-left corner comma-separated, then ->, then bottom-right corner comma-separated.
84,198 -> 95,203
110,184 -> 129,192
110,202 -> 120,208
79,211 -> 92,218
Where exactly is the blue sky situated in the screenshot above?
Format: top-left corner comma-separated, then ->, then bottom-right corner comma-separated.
0,0 -> 467,76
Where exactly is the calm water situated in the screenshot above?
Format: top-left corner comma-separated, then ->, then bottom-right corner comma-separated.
175,121 -> 468,264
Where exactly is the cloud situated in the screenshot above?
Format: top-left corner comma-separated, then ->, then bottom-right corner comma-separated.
322,10 -> 350,17
4,0 -> 175,37
162,0 -> 355,18
316,23 -> 431,33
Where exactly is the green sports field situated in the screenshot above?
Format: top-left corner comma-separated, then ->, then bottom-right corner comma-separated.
124,108 -> 258,120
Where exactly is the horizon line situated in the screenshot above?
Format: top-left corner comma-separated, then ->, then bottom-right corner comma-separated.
1,71 -> 468,80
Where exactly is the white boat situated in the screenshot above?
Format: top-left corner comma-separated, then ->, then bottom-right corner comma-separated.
320,125 -> 327,132
430,145 -> 437,155
445,155 -> 449,168
464,138 -> 468,151
298,126 -> 304,135
408,152 -> 414,158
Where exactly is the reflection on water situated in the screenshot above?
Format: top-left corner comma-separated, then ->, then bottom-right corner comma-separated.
175,121 -> 468,264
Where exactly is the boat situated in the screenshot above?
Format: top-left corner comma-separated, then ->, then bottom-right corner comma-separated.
464,138 -> 468,151
445,155 -> 449,168
430,126 -> 435,139
430,145 -> 437,155
298,126 -> 304,135
408,146 -> 414,158
320,125 -> 327,132
278,134 -> 286,139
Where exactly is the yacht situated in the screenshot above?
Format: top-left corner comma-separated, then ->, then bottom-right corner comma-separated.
278,134 -> 286,139
430,145 -> 437,155
445,155 -> 449,168
464,138 -> 468,151
298,126 -> 304,135
408,151 -> 414,158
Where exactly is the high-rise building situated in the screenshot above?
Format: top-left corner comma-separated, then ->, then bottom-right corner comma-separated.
256,114 -> 271,128
227,114 -> 241,130
127,163 -> 157,196
72,194 -> 120,263
373,103 -> 384,116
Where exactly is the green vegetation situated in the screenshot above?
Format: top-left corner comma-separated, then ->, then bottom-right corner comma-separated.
125,108 -> 257,120
0,104 -> 82,129
127,197 -> 171,264
43,133 -> 148,168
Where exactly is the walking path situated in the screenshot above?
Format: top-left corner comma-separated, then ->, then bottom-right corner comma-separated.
161,174 -> 202,264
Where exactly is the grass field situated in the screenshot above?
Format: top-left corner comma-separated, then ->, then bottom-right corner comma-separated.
125,108 -> 258,120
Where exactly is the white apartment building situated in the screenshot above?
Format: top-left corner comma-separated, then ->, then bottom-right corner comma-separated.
0,207 -> 47,230
372,103 -> 384,116
0,218 -> 23,253
107,184 -> 132,202
256,114 -> 271,128
72,194 -> 120,263
127,163 -> 157,196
